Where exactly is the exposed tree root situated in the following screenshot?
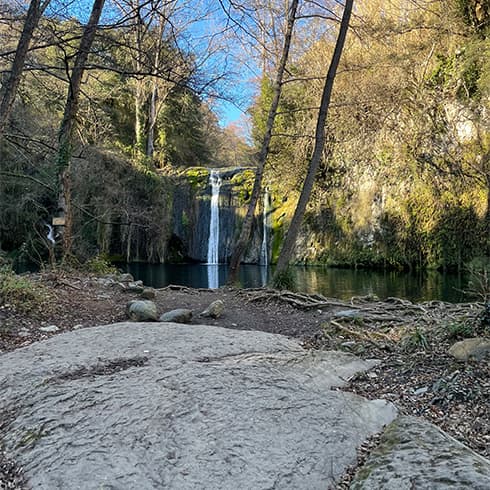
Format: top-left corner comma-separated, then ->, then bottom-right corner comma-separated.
236,288 -> 483,330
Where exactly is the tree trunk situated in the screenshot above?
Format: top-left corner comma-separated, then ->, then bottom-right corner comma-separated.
274,0 -> 354,279
56,0 -> 106,259
0,0 -> 50,140
133,1 -> 145,154
227,0 -> 299,283
147,83 -> 157,157
146,17 -> 164,158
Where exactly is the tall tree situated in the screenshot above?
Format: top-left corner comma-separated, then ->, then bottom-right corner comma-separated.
56,0 -> 106,258
274,0 -> 354,279
227,0 -> 299,283
0,0 -> 50,140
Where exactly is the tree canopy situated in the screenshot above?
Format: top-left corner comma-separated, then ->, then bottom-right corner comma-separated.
0,0 -> 489,271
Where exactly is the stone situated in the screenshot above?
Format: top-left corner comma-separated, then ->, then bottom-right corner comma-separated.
126,281 -> 145,293
333,309 -> 363,320
448,337 -> 490,361
126,300 -> 158,321
117,281 -> 144,293
350,416 -> 490,489
95,277 -> 115,287
0,323 -> 397,489
140,288 -> 156,300
118,273 -> 134,283
39,325 -> 59,333
200,299 -> 225,319
341,341 -> 356,348
159,308 -> 193,323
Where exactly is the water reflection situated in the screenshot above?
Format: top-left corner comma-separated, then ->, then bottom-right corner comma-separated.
207,264 -> 219,289
122,263 -> 469,303
260,265 -> 267,287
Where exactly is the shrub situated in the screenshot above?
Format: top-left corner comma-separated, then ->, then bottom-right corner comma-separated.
271,268 -> 296,291
0,267 -> 45,312
464,257 -> 490,301
401,327 -> 430,352
446,320 -> 474,339
83,256 -> 117,276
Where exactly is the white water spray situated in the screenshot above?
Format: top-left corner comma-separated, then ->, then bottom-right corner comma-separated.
260,187 -> 270,266
207,169 -> 222,288
45,223 -> 55,245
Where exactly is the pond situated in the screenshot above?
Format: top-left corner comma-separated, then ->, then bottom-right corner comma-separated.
120,263 -> 473,303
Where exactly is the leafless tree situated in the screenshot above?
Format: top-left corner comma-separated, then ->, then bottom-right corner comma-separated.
228,0 -> 299,283
274,0 -> 354,279
0,0 -> 51,140
56,0 -> 106,258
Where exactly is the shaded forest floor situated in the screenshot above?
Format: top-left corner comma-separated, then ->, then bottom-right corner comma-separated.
1,271 -> 489,487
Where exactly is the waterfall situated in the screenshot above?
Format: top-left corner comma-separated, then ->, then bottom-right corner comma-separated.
207,169 -> 221,288
260,187 -> 270,266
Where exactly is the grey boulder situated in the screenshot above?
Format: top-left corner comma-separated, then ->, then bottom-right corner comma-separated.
121,281 -> 145,293
127,300 -> 158,321
38,325 -> 59,333
118,273 -> 134,283
159,308 -> 193,323
200,299 -> 225,319
333,309 -> 363,320
140,287 -> 156,300
350,415 -> 490,489
448,337 -> 490,361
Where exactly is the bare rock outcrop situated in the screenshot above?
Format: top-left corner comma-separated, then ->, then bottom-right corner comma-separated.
0,322 -> 396,489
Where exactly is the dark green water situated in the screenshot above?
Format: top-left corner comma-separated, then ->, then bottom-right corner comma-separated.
122,263 -> 471,303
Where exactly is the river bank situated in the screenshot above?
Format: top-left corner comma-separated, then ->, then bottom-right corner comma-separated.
1,270 -> 488,487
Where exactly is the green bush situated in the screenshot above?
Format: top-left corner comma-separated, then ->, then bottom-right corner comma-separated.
446,320 -> 474,339
464,256 -> 490,301
271,268 -> 296,291
401,327 -> 430,352
0,267 -> 45,312
83,256 -> 117,276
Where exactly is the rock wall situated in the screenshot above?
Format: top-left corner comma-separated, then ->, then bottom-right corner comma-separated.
172,167 -> 264,263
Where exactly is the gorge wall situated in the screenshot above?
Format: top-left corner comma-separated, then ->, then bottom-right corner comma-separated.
171,167 -> 265,264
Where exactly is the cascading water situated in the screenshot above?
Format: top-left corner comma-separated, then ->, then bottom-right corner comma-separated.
260,186 -> 270,286
207,169 -> 222,288
260,187 -> 270,266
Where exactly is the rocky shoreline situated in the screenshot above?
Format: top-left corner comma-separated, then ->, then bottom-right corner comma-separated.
1,271 -> 489,487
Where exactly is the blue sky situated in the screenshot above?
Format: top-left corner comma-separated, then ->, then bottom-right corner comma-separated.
218,101 -> 247,127
42,0 -> 259,128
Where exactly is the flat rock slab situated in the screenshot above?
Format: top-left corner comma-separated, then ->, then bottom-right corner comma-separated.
350,416 -> 490,489
0,322 -> 397,489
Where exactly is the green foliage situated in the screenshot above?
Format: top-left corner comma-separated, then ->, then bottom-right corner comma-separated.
83,256 -> 117,276
446,320 -> 475,339
250,77 -> 274,146
231,170 -> 255,204
271,268 -> 296,291
401,327 -> 430,352
71,148 -> 174,263
157,89 -> 212,167
464,256 -> 490,300
0,267 -> 45,312
427,53 -> 456,88
185,167 -> 209,189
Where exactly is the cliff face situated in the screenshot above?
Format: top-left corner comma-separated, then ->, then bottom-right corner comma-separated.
172,167 -> 264,263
